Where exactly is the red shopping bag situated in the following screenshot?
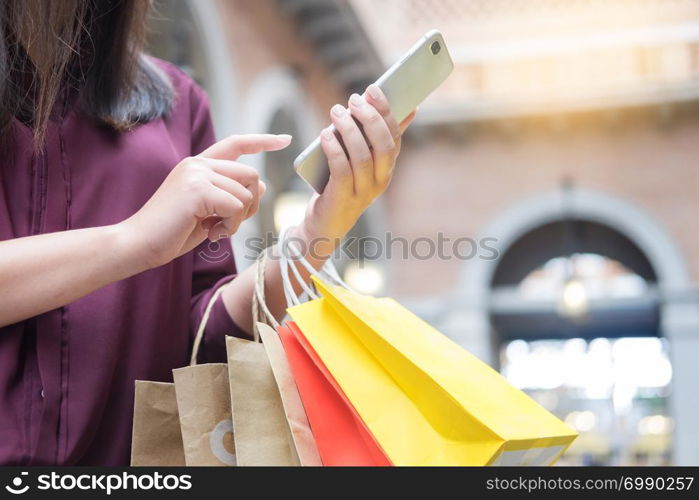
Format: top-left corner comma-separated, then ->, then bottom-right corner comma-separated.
277,322 -> 391,466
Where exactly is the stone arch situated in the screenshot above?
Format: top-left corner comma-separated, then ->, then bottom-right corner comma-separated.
454,187 -> 699,465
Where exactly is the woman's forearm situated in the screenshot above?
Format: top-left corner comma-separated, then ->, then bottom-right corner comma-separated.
0,224 -> 148,327
0,218 -> 320,333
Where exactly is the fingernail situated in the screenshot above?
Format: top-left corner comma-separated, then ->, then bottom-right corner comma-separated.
321,127 -> 334,141
331,104 -> 347,117
276,134 -> 292,142
367,84 -> 382,100
349,93 -> 365,107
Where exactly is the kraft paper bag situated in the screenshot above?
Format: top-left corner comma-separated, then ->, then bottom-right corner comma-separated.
131,285 -> 236,466
226,335 -> 300,466
256,322 -> 322,466
130,380 -> 185,466
173,363 -> 236,466
287,276 -> 578,466
278,321 -> 390,465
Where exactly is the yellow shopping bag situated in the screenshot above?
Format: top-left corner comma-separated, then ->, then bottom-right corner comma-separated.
288,277 -> 577,466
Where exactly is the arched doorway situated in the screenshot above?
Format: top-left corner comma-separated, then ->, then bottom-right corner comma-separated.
491,219 -> 659,342
455,187 -> 699,465
492,218 -> 668,465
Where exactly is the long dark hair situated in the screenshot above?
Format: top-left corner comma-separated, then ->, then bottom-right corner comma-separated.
0,0 -> 173,148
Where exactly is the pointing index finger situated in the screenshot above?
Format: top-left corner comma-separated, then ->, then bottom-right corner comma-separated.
199,134 -> 292,160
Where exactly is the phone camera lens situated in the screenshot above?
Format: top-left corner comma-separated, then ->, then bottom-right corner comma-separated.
430,41 -> 441,55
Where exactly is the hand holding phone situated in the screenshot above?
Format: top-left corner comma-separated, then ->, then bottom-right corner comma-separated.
294,29 -> 454,193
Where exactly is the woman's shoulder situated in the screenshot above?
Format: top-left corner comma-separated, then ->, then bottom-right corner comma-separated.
147,56 -> 215,154
149,56 -> 210,114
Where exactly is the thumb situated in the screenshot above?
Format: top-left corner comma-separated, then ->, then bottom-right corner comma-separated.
199,133 -> 292,160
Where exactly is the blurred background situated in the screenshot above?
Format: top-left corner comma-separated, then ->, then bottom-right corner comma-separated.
147,0 -> 699,465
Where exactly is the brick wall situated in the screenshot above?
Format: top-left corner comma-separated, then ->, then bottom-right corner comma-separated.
385,107 -> 699,297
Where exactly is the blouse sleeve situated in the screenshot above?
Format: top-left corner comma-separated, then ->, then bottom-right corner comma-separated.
188,83 -> 250,363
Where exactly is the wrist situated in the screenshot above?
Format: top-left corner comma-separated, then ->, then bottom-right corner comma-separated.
299,201 -> 355,255
290,220 -> 338,268
111,219 -> 159,274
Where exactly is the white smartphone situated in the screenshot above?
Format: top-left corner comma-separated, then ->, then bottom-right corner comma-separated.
294,29 -> 454,193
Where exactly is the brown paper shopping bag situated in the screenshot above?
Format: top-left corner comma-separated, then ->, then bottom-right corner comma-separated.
250,251 -> 321,466
131,284 -> 236,466
256,322 -> 322,466
226,334 -> 300,466
130,380 -> 185,466
173,363 -> 235,466
131,249 -> 317,466
173,286 -> 236,466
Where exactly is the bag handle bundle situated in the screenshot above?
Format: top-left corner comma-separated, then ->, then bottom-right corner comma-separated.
275,225 -> 352,310
189,224 -> 349,353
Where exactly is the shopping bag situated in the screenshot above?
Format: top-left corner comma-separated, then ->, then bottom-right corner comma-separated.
171,285 -> 236,466
130,380 -> 186,466
172,363 -> 236,466
226,335 -> 300,466
287,276 -> 578,466
131,285 -> 236,467
250,248 -> 321,466
256,322 -> 322,466
278,321 -> 391,466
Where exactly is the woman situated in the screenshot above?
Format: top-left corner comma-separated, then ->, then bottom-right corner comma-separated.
0,0 -> 414,465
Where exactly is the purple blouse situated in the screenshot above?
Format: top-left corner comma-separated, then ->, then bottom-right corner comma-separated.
0,59 -> 246,465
